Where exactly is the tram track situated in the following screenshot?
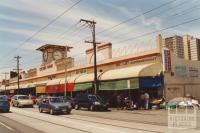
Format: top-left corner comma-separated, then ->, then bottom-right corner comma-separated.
30,106 -> 167,126
69,113 -> 167,126
60,115 -> 164,133
10,107 -> 165,133
5,111 -> 91,133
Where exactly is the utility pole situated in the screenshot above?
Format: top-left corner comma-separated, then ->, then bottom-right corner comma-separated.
64,46 -> 73,97
80,19 -> 100,95
2,72 -> 9,95
64,47 -> 67,97
14,56 -> 21,94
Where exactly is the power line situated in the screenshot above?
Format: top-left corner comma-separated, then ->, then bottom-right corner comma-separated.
103,0 -> 193,38
115,17 -> 200,44
70,0 -> 177,45
110,1 -> 200,40
0,0 -> 83,62
96,0 -> 177,35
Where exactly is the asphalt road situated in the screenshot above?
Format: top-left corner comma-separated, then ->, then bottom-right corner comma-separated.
0,114 -> 44,133
0,107 -> 199,133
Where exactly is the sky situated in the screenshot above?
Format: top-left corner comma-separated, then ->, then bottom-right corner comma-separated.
0,0 -> 200,80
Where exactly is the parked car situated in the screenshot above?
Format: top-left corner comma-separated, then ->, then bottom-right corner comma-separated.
36,95 -> 47,105
74,93 -> 108,111
0,95 -> 10,113
38,97 -> 72,115
11,95 -> 33,108
59,96 -> 75,108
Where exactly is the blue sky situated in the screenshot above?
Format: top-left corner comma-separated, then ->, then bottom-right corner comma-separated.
0,0 -> 200,80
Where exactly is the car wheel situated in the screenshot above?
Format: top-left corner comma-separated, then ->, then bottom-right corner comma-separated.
50,109 -> 54,115
74,104 -> 79,110
17,103 -> 20,108
90,105 -> 95,111
39,107 -> 43,113
66,109 -> 71,114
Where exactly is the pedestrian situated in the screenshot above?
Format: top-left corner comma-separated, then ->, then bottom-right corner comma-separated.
144,92 -> 149,110
116,93 -> 122,110
139,93 -> 145,109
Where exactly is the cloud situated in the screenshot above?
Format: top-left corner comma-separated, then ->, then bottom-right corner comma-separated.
1,0 -> 200,80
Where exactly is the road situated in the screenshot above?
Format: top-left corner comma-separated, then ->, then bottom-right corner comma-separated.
0,114 -> 44,133
0,107 -> 199,133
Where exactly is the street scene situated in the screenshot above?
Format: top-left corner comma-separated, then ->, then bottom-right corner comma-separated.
1,0 -> 200,133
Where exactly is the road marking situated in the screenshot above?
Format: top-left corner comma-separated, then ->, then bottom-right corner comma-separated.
0,122 -> 15,131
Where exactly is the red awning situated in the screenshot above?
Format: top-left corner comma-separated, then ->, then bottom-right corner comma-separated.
46,83 -> 74,93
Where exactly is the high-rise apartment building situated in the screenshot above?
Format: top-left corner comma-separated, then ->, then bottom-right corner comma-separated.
183,35 -> 193,60
190,38 -> 200,61
164,35 -> 184,59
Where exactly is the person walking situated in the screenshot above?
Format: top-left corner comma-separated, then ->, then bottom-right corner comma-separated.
117,94 -> 122,110
144,92 -> 149,110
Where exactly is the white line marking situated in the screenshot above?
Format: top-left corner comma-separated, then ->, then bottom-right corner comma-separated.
0,122 -> 15,131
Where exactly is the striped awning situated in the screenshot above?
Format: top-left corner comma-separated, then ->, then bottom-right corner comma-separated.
99,63 -> 162,80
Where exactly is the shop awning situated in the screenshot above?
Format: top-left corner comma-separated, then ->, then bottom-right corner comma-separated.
74,83 -> 92,91
60,74 -> 84,84
27,83 -> 36,88
100,63 -> 162,80
60,77 -> 70,84
20,84 -> 29,89
100,78 -> 139,91
46,78 -> 62,86
36,86 -> 46,94
75,73 -> 100,83
35,80 -> 48,86
10,85 -> 18,90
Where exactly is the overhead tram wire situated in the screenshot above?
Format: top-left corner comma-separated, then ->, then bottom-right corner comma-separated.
115,17 -> 200,44
111,1 -> 200,40
0,0 -> 83,62
106,0 -> 193,38
58,23 -> 89,43
70,0 -> 177,46
97,0 -> 177,35
19,23 -> 88,59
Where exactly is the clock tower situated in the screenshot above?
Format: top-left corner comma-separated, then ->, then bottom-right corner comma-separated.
36,44 -> 73,65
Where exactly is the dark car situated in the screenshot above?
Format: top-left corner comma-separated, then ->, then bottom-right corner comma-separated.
74,93 -> 108,111
38,97 -> 72,115
0,95 -> 10,113
59,96 -> 75,108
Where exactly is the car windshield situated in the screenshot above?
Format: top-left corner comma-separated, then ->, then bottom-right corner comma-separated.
50,98 -> 63,103
88,95 -> 98,101
18,96 -> 29,99
0,95 -> 7,100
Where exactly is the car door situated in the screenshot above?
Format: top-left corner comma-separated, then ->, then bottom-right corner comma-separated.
82,94 -> 90,108
44,99 -> 50,111
40,98 -> 48,111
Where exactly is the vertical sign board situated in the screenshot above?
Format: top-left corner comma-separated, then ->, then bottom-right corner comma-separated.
162,48 -> 172,72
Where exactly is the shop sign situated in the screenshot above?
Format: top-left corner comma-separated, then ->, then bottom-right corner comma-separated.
39,64 -> 53,71
189,67 -> 199,77
116,56 -> 158,67
162,49 -> 171,72
174,66 -> 187,77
